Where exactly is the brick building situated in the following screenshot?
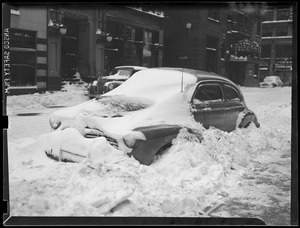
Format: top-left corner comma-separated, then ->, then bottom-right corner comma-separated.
163,3 -> 264,87
7,4 -> 164,94
260,4 -> 293,85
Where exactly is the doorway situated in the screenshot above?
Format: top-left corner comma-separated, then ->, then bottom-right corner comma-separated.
60,18 -> 79,80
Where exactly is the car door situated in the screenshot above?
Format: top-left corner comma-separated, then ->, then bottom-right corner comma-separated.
191,82 -> 228,131
221,83 -> 246,131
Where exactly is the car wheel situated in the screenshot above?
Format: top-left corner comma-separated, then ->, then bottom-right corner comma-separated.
272,83 -> 276,88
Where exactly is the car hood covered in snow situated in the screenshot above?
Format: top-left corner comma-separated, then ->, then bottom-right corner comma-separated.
50,68 -> 201,136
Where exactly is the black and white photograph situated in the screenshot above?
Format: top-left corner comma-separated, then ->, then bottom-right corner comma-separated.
2,2 -> 297,226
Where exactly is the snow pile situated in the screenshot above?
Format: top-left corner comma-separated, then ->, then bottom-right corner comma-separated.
7,85 -> 292,224
7,82 -> 89,115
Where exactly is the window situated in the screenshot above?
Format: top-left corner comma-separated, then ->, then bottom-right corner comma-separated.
277,9 -> 290,20
261,45 -> 271,58
194,84 -> 223,102
262,26 -> 273,37
263,10 -> 274,21
123,26 -> 139,66
276,45 -> 292,58
206,36 -> 219,73
223,84 -> 240,101
143,30 -> 152,67
10,28 -> 36,49
10,28 -> 36,87
276,25 -> 288,36
208,8 -> 220,21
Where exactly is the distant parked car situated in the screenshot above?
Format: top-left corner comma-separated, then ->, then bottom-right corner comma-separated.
88,66 -> 148,98
259,76 -> 283,88
47,68 -> 260,166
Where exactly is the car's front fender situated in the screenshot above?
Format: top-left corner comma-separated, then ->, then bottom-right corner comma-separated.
129,124 -> 183,165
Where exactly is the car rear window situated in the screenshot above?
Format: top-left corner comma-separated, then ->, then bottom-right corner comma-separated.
193,84 -> 223,102
223,84 -> 240,101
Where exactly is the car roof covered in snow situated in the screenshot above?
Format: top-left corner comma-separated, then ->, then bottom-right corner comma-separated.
114,66 -> 149,70
155,67 -> 236,84
104,67 -> 238,101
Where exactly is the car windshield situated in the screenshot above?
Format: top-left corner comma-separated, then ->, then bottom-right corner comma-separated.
110,68 -> 133,76
95,95 -> 153,114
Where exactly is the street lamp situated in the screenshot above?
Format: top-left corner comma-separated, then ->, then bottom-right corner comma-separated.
186,22 -> 192,30
185,22 -> 192,66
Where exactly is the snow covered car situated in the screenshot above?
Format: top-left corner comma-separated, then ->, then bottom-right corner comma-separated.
88,66 -> 148,98
47,68 -> 260,165
259,76 -> 283,88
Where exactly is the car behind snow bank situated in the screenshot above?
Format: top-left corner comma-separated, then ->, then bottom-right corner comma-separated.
259,76 -> 283,88
88,66 -> 148,99
47,68 -> 260,165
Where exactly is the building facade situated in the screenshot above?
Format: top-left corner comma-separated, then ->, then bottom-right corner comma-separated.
260,4 -> 293,85
8,4 -> 164,94
163,4 -> 263,87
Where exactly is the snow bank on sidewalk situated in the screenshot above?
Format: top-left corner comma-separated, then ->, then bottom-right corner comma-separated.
7,82 -> 89,115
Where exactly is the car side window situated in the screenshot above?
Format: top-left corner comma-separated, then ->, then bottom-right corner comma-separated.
193,84 -> 223,103
223,84 -> 241,101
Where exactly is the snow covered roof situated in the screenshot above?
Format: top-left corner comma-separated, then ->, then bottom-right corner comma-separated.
105,68 -> 235,101
114,66 -> 149,70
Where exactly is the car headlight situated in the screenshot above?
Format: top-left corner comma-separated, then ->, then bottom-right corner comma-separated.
123,131 -> 146,148
49,119 -> 61,130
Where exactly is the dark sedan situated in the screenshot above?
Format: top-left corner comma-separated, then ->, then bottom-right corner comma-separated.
48,68 -> 260,165
88,66 -> 148,99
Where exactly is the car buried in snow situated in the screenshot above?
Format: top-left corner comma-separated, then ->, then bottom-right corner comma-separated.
259,75 -> 284,88
47,68 -> 260,165
88,66 -> 148,99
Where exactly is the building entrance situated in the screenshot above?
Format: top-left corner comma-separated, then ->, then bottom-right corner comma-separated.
61,18 -> 79,80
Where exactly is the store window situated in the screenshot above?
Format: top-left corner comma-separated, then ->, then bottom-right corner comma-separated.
143,30 -> 152,67
10,28 -> 36,87
123,26 -> 139,66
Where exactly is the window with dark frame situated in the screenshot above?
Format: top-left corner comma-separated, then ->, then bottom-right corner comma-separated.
223,84 -> 240,101
10,28 -> 37,87
262,25 -> 273,37
276,45 -> 292,58
194,84 -> 223,102
277,8 -> 290,20
276,25 -> 289,36
263,10 -> 274,21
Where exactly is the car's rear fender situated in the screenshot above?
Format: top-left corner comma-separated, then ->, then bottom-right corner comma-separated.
129,124 -> 184,165
238,109 -> 260,128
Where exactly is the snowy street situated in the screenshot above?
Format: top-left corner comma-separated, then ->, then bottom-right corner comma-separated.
5,83 -> 292,225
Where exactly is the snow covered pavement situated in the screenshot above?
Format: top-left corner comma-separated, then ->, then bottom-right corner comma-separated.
5,83 -> 292,225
